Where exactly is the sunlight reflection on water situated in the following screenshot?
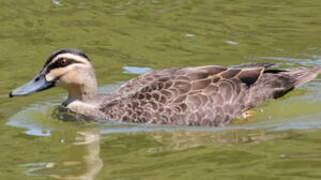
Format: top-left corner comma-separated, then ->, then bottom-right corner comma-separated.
122,66 -> 152,74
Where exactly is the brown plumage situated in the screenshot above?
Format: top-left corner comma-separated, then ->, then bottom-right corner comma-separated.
100,63 -> 321,126
9,49 -> 321,126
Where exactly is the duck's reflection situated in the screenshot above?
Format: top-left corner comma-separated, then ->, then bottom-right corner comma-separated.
21,106 -> 297,179
48,129 -> 103,180
23,128 -> 103,180
146,129 -> 292,152
22,106 -> 103,180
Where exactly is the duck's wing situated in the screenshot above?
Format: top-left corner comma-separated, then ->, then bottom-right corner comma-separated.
230,62 -> 275,69
117,62 -> 274,96
102,64 -> 267,125
116,68 -> 181,96
102,63 -> 321,126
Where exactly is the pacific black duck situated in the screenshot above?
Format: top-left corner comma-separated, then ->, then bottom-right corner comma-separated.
9,49 -> 321,126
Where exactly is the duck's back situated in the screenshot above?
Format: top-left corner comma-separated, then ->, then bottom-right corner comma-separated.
99,63 -> 321,126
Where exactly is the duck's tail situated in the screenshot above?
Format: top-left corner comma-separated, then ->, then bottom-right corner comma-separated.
285,67 -> 321,87
246,66 -> 321,107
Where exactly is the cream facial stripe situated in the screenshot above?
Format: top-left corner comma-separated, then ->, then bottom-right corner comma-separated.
43,49 -> 89,67
45,53 -> 88,74
55,54 -> 90,64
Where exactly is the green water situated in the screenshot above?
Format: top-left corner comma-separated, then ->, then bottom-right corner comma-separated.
1,0 -> 321,179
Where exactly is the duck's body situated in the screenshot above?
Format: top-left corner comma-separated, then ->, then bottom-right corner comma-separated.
10,49 -> 321,126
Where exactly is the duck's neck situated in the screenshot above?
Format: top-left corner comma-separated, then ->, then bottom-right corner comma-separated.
65,79 -> 98,104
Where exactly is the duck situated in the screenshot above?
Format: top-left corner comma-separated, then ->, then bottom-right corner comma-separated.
9,49 -> 321,126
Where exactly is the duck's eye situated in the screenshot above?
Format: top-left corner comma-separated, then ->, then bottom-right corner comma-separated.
58,58 -> 68,66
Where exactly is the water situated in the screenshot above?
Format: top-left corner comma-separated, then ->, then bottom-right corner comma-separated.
1,0 -> 321,179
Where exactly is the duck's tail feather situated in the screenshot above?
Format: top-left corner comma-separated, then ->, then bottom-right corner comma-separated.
286,67 -> 321,87
246,67 -> 320,107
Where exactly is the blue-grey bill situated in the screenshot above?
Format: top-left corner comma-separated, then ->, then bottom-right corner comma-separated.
9,74 -> 54,98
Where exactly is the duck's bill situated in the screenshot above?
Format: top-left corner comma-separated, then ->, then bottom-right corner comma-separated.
9,73 -> 55,98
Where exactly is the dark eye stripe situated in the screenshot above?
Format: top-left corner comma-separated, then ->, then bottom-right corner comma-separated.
44,49 -> 90,68
45,59 -> 79,73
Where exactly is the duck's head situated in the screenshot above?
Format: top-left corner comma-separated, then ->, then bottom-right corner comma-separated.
9,49 -> 98,101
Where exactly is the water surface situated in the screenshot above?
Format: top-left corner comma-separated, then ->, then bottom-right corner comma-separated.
1,0 -> 321,179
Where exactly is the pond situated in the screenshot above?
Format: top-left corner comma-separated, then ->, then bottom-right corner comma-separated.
1,0 -> 321,179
